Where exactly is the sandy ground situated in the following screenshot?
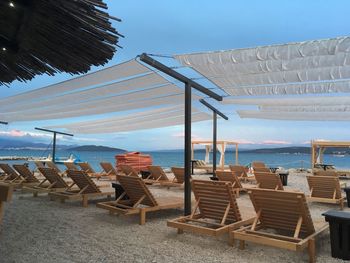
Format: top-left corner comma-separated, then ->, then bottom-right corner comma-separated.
0,170 -> 348,263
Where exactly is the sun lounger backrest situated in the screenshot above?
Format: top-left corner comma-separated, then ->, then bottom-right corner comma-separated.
38,167 -> 68,188
46,161 -> 62,173
13,164 -> 39,183
100,162 -> 117,175
215,171 -> 242,189
119,165 -> 139,177
255,172 -> 284,190
254,167 -> 271,173
248,188 -> 315,236
191,180 -> 242,223
148,166 -> 169,181
171,167 -> 185,184
67,170 -> 101,194
117,175 -> 158,207
252,161 -> 266,169
78,162 -> 96,173
0,163 -> 19,180
34,161 -> 45,169
229,165 -> 247,178
307,175 -> 342,199
64,162 -> 79,171
313,170 -> 338,176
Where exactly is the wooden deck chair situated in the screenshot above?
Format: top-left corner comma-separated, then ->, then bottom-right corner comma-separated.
255,172 -> 284,190
306,175 -> 345,209
171,167 -> 187,184
0,184 -> 13,225
63,162 -> 79,171
100,162 -> 118,180
49,170 -> 113,207
216,171 -> 245,197
313,170 -> 338,177
253,167 -> 271,173
147,165 -> 181,187
97,174 -> 183,225
119,164 -> 139,177
23,168 -> 70,197
229,165 -> 252,182
34,161 -> 45,173
230,188 -> 328,263
45,161 -> 65,176
168,180 -> 254,236
13,164 -> 40,186
0,163 -> 24,184
78,162 -> 104,179
252,161 -> 266,169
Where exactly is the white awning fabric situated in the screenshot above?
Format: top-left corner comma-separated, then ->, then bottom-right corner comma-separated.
175,37 -> 350,96
260,105 -> 350,112
47,106 -> 211,134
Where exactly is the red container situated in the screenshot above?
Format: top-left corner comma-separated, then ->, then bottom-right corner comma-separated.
115,152 -> 152,172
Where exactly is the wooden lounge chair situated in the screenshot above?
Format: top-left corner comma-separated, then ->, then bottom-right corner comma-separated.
252,161 -> 266,169
230,188 -> 328,263
229,165 -> 250,182
171,167 -> 187,185
13,164 -> 41,186
100,162 -> 118,180
34,160 -> 45,173
255,172 -> 284,190
0,163 -> 24,185
78,162 -> 105,179
147,165 -> 182,187
49,170 -> 113,207
253,167 -> 271,173
63,162 -> 79,171
23,167 -> 71,197
306,175 -> 345,209
216,170 -> 245,197
167,180 -> 254,236
0,184 -> 13,225
97,174 -> 183,225
313,170 -> 337,177
45,160 -> 65,176
119,164 -> 139,177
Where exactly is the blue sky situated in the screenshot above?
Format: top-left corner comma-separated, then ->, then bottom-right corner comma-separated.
1,0 -> 350,150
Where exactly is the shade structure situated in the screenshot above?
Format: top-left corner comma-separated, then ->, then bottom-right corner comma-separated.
47,106 -> 211,134
0,0 -> 122,85
175,37 -> 350,96
259,105 -> 350,112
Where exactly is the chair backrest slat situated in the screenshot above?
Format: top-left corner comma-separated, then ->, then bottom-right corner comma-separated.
100,162 -> 117,176
67,170 -> 101,194
78,162 -> 95,173
148,166 -> 169,181
215,171 -> 242,189
64,162 -> 79,171
171,167 -> 185,184
13,164 -> 39,183
191,180 -> 242,223
313,170 -> 338,177
119,165 -> 139,177
255,172 -> 284,190
46,161 -> 62,173
117,174 -> 158,207
38,167 -> 68,188
307,175 -> 342,199
229,165 -> 247,178
248,188 -> 315,237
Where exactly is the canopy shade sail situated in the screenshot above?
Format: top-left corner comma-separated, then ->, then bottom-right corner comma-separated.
175,37 -> 350,96
0,0 -> 122,85
47,106 -> 211,134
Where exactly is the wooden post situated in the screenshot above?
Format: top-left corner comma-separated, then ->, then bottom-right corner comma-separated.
235,144 -> 239,165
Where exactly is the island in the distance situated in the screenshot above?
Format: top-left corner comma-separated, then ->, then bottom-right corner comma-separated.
67,145 -> 126,152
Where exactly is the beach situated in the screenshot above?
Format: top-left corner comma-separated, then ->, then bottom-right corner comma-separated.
0,169 -> 347,263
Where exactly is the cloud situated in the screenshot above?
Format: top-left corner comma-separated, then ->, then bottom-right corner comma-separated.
234,139 -> 255,144
260,140 -> 291,145
0,129 -> 52,139
172,132 -> 203,140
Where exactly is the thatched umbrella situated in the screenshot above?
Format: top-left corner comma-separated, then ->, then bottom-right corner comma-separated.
0,0 -> 122,86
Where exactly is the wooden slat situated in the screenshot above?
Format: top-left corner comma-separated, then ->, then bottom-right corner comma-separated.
255,172 -> 284,190
38,167 -> 68,189
13,164 -> 39,183
148,166 -> 169,181
67,170 -> 101,194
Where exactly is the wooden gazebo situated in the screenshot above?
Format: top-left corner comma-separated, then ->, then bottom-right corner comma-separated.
311,140 -> 350,168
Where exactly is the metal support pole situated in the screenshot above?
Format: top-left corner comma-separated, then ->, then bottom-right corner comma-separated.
212,112 -> 217,175
52,132 -> 56,163
184,82 -> 192,216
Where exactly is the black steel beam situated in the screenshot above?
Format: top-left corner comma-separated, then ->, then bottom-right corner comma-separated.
139,53 -> 223,101
199,99 -> 228,120
184,82 -> 192,215
35,127 -> 74,137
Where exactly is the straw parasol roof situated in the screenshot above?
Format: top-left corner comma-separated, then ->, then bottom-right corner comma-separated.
0,0 -> 122,86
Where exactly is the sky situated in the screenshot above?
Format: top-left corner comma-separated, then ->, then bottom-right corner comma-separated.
1,0 -> 350,150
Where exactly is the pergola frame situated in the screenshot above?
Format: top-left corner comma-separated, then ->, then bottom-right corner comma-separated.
191,140 -> 239,170
311,140 -> 350,168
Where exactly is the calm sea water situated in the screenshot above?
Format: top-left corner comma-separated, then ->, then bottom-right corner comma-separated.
1,149 -> 350,171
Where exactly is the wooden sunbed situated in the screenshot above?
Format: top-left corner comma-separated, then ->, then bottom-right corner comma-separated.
100,162 -> 118,180
119,164 -> 139,177
229,165 -> 251,182
13,164 -> 41,186
168,180 -> 254,236
313,170 -> 337,177
255,172 -> 284,190
216,170 -> 245,197
63,162 -> 79,171
230,188 -> 328,263
0,184 -> 13,225
253,167 -> 271,173
251,161 -> 266,169
147,165 -> 183,187
306,175 -> 345,209
45,160 -> 65,176
23,167 -> 71,197
0,163 -> 24,185
34,160 -> 45,173
49,170 -> 113,207
171,167 -> 187,185
97,174 -> 183,225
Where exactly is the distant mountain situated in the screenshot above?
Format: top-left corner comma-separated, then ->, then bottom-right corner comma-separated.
67,145 -> 126,152
0,138 -> 75,150
241,147 -> 311,154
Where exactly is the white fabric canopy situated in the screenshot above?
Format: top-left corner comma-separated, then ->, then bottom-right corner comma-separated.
175,37 -> 350,96
0,60 -> 150,105
238,110 -> 350,121
260,105 -> 350,112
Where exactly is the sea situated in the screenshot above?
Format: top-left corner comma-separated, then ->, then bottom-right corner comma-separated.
1,149 -> 350,171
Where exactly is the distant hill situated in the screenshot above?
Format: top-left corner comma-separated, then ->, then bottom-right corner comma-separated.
241,147 -> 311,154
68,145 -> 126,152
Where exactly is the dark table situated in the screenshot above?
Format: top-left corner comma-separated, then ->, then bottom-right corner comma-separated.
278,172 -> 289,186
269,167 -> 278,173
191,160 -> 198,175
315,164 -> 334,171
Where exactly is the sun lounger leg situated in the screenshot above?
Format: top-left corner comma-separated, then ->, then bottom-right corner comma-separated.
177,229 -> 184,234
308,238 -> 316,263
140,208 -> 146,225
82,196 -> 88,207
239,240 -> 245,250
